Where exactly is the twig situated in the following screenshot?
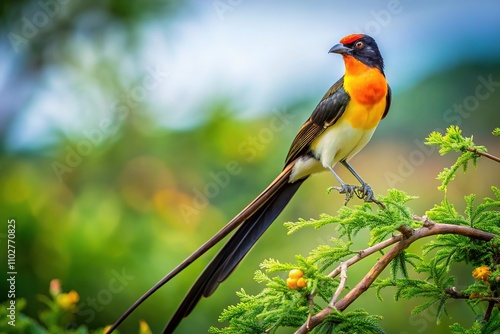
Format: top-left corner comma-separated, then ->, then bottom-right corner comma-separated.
295,218 -> 496,333
397,224 -> 414,238
445,287 -> 500,303
329,262 -> 347,308
411,216 -> 496,240
300,236 -> 402,329
306,292 -> 315,330
484,301 -> 495,321
467,147 -> 500,163
328,235 -> 402,279
444,287 -> 469,299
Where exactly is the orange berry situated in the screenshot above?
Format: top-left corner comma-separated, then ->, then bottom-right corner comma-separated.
296,277 -> 307,288
288,269 -> 303,279
286,278 -> 298,289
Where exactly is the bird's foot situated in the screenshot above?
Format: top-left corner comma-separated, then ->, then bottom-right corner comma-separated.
333,183 -> 385,209
333,183 -> 360,206
354,183 -> 385,209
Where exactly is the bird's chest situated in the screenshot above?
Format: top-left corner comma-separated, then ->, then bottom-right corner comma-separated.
342,98 -> 387,130
343,69 -> 388,130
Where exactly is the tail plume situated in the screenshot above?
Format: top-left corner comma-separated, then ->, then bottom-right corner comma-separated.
163,170 -> 306,333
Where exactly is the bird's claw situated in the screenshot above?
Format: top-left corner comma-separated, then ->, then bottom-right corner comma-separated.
354,183 -> 373,200
334,183 -> 385,209
333,183 -> 358,205
356,183 -> 386,209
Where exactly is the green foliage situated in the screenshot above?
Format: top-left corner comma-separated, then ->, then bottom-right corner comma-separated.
425,126 -> 488,191
314,309 -> 384,334
309,240 -> 355,272
0,280 -> 151,334
424,187 -> 500,268
209,255 -> 337,333
449,309 -> 500,334
389,251 -> 421,279
285,190 -> 417,246
213,126 -> 499,333
0,285 -> 101,334
449,321 -> 483,334
0,299 -> 45,333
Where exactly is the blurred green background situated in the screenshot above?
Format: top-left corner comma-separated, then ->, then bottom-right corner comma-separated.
1,0 -> 500,333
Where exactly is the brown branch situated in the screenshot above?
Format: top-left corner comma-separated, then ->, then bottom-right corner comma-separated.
444,287 -> 469,299
445,287 -> 500,303
299,236 -> 402,330
412,214 -> 435,228
484,301 -> 495,321
397,224 -> 414,238
467,147 -> 500,163
327,235 -> 402,279
305,292 -> 315,329
329,262 -> 347,308
295,217 -> 496,334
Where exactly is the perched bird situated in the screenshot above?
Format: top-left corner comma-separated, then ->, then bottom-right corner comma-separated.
108,33 -> 391,333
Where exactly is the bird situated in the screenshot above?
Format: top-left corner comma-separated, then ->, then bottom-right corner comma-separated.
107,33 -> 391,333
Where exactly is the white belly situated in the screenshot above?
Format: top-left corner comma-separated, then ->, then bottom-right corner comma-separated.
289,120 -> 376,182
313,120 -> 376,166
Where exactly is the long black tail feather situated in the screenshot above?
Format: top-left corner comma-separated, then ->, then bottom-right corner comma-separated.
163,177 -> 306,333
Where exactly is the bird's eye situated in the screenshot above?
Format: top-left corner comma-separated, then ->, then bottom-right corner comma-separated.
355,41 -> 364,49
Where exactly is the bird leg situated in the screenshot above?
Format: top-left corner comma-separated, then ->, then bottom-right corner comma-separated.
329,162 -> 385,209
328,166 -> 359,205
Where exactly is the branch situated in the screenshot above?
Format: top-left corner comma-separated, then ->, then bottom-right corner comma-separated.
444,287 -> 469,299
327,235 -> 402,279
467,147 -> 500,163
329,262 -> 347,308
484,301 -> 495,321
445,287 -> 500,303
295,217 -> 496,333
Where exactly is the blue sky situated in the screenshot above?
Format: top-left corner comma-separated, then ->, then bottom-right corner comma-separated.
4,0 -> 500,150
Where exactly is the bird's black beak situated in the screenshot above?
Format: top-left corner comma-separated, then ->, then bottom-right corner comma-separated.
329,43 -> 351,55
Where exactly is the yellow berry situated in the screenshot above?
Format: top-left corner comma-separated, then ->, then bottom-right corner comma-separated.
296,277 -> 307,288
286,278 -> 298,289
288,269 -> 303,279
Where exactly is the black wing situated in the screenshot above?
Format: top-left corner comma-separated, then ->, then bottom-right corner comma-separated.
284,76 -> 350,166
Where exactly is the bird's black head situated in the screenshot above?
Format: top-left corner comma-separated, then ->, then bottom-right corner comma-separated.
329,34 -> 384,73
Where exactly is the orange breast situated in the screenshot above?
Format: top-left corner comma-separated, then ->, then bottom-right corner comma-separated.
341,56 -> 388,129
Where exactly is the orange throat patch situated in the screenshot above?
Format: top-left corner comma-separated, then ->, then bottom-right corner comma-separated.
341,56 -> 388,129
342,55 -> 387,105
